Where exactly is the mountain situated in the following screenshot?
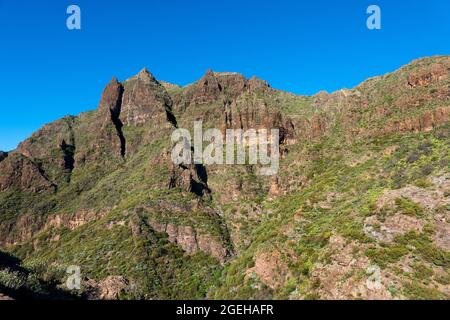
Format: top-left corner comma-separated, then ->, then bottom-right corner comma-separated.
0,56 -> 449,300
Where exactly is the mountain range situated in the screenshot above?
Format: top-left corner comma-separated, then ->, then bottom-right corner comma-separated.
0,56 -> 449,300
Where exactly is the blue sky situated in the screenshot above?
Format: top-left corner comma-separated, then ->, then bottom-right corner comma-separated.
0,0 -> 449,151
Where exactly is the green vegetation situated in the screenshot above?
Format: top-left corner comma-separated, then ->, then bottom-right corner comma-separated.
1,56 -> 449,300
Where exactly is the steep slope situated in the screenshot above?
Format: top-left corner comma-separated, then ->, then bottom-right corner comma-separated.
0,56 -> 449,300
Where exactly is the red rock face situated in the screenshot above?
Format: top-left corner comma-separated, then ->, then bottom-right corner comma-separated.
191,71 -> 271,106
407,63 -> 448,87
218,73 -> 247,98
171,70 -> 272,117
13,117 -> 76,185
434,106 -> 450,123
98,77 -> 124,121
96,77 -> 126,158
246,76 -> 270,93
384,106 -> 450,134
0,153 -> 55,193
249,250 -> 290,289
17,117 -> 76,160
121,68 -> 173,126
94,69 -> 177,159
222,98 -> 295,145
191,69 -> 223,105
223,99 -> 270,131
148,219 -> 230,263
168,160 -> 211,199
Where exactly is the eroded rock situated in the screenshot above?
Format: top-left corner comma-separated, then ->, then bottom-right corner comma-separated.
121,68 -> 175,126
384,107 -> 450,134
408,63 -> 448,88
85,276 -> 129,300
364,214 -> 424,243
0,153 -> 55,193
148,218 -> 229,263
377,183 -> 449,211
247,249 -> 290,290
311,235 -> 391,300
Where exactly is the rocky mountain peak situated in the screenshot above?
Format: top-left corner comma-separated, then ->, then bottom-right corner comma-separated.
120,68 -> 174,126
135,67 -> 157,83
247,76 -> 270,91
191,69 -> 222,104
98,77 -> 124,119
204,68 -> 215,76
110,77 -> 120,84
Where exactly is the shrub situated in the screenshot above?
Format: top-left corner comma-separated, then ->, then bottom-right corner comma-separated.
394,197 -> 424,217
0,269 -> 26,290
365,246 -> 409,268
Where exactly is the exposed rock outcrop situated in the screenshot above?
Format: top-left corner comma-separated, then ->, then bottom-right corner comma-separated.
1,56 -> 449,301
14,116 -> 77,184
311,235 -> 391,300
99,77 -> 124,121
376,183 -> 450,211
364,214 -> 424,243
121,68 -> 175,127
223,98 -> 296,145
0,153 -> 55,193
168,162 -> 211,199
408,63 -> 448,88
216,72 -> 247,98
0,208 -> 109,247
247,249 -> 290,290
191,69 -> 223,105
148,219 -> 230,263
84,276 -> 129,300
384,107 -> 450,134
433,216 -> 450,251
246,76 -> 270,93
17,117 -> 76,161
172,70 -> 272,114
45,209 -> 110,232
98,77 -> 126,157
166,136 -> 212,199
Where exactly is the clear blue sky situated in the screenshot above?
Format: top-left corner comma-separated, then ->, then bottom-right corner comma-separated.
0,0 -> 449,151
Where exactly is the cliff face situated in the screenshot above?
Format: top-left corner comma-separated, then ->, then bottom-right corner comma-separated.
0,56 -> 449,300
0,153 -> 55,193
121,68 -> 175,127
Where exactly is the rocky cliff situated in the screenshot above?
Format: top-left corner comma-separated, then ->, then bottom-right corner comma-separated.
0,56 -> 449,300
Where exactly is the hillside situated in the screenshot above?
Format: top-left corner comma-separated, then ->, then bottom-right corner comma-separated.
0,56 -> 449,300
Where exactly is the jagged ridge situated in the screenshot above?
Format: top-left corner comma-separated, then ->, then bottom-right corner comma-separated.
0,56 -> 449,300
